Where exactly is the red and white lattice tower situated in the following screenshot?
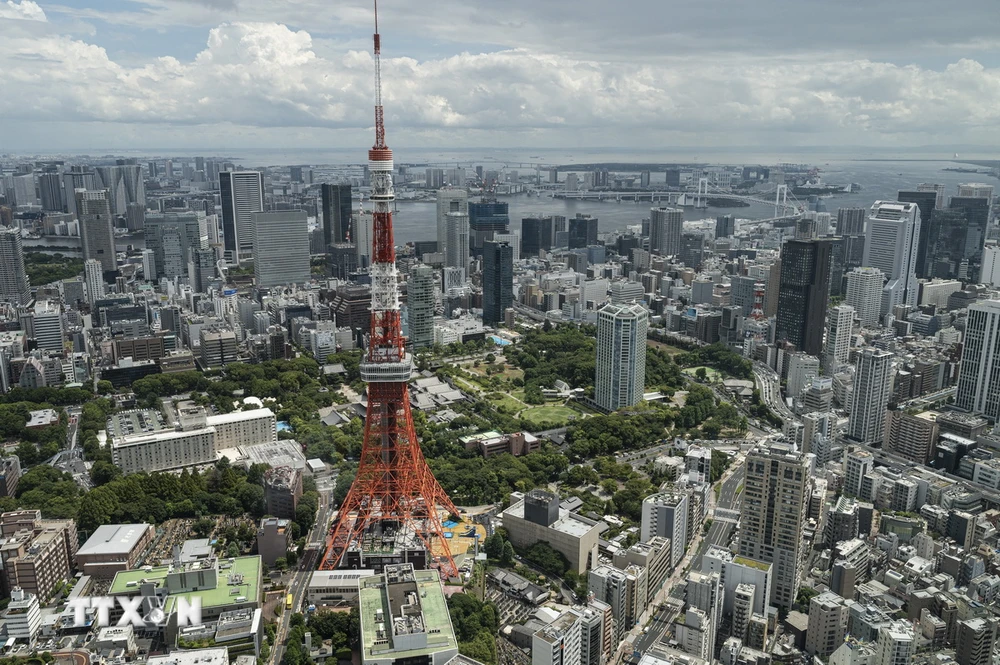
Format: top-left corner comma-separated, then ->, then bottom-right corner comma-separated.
750,282 -> 766,320
320,1 -> 458,577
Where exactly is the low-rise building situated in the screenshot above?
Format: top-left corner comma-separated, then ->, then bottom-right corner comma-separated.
502,490 -> 605,574
256,518 -> 293,567
75,523 -> 155,577
358,564 -> 458,665
4,587 -> 41,642
308,569 -> 376,608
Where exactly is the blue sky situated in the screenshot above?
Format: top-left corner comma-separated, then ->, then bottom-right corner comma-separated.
2,0 -> 999,151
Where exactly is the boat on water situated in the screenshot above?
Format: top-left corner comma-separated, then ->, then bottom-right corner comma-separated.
792,177 -> 856,195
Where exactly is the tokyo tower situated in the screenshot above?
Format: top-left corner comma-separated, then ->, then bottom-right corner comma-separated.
320,0 -> 459,577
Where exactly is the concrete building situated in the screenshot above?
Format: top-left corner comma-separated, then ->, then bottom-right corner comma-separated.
145,212 -> 206,280
875,621 -> 913,665
407,264 -> 435,350
595,302 -> 648,412
75,523 -> 155,577
502,490 -> 604,574
806,591 -> 849,657
200,327 -> 238,368
956,299 -> 1000,421
532,609 -> 582,665
30,300 -> 63,353
436,188 -> 468,261
358,564 -> 458,665
109,406 -> 276,474
883,410 -> 938,465
640,492 -> 688,568
844,449 -> 874,498
308,569 -> 376,608
256,518 -> 293,567
649,207 -> 683,257
252,211 -> 311,287
846,267 -> 885,329
0,228 -> 30,306
847,348 -> 893,445
77,189 -> 117,274
826,304 -> 854,368
84,258 -> 105,303
738,442 -> 808,610
220,171 -> 264,263
4,587 -> 41,643
444,211 -> 470,279
263,466 -> 302,519
0,511 -> 77,600
864,201 -> 921,310
955,618 -> 997,665
0,456 -> 21,498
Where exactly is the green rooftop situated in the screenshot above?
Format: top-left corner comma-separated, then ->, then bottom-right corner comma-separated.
109,556 -> 262,611
359,569 -> 457,661
733,556 -> 771,572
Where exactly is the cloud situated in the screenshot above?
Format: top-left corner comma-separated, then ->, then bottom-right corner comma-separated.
0,0 -> 47,21
1,21 -> 999,148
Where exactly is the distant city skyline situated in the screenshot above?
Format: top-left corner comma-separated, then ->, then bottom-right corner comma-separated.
1,0 -> 999,151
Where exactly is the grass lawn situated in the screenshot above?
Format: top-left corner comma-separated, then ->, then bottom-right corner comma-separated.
683,366 -> 722,382
453,377 -> 482,393
521,405 -> 577,427
486,392 -> 524,414
646,339 -> 686,356
511,389 -> 526,403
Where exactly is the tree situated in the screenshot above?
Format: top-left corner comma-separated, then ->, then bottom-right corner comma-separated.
90,461 -> 121,486
275,557 -> 288,571
483,534 -> 504,560
695,367 -> 707,381
501,542 -> 515,566
97,380 -> 114,394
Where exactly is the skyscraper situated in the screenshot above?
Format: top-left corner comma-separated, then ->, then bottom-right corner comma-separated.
897,190 -> 937,278
188,249 -> 218,293
63,168 -> 97,217
406,264 -> 435,350
76,190 -> 117,275
145,212 -> 206,281
649,207 -> 683,256
847,348 -> 894,445
739,442 -> 809,610
845,267 -> 884,329
595,302 -> 648,412
775,238 -> 832,356
0,228 -> 30,306
863,201 -> 920,311
321,184 -> 353,247
843,449 -> 873,499
568,214 -> 598,249
482,240 -> 513,327
38,173 -> 64,212
956,299 -> 1000,422
521,216 -> 553,257
836,207 -> 866,235
436,188 -> 468,259
252,211 -> 311,288
715,214 -> 735,239
925,208 -> 973,279
917,183 -> 946,209
949,196 -> 992,279
219,171 -> 264,263
444,211 -> 469,278
468,201 -> 509,256
825,304 -> 854,369
83,259 -> 105,303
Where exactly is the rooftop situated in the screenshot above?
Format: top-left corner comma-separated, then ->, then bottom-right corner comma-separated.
148,647 -> 229,665
733,556 -> 771,571
359,568 -> 456,660
109,555 -> 261,611
108,409 -> 168,439
78,524 -> 152,557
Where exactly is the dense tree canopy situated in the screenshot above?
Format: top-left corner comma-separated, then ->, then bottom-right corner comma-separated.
504,325 -> 597,391
447,593 -> 499,665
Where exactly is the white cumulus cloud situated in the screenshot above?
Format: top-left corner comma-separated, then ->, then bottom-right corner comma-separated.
0,0 -> 47,21
1,20 -> 1000,148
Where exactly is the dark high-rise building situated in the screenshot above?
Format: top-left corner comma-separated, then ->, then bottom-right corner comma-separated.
836,207 -> 866,235
897,190 -> 938,278
665,169 -> 681,188
950,196 -> 992,279
321,184 -> 352,247
219,171 -> 264,263
327,243 -> 358,280
715,215 -> 735,239
926,209 -> 973,279
680,232 -> 707,270
649,207 -> 683,257
77,190 -> 117,275
482,240 -> 513,327
468,201 -> 509,255
568,214 -> 598,249
776,238 -> 832,357
521,216 -> 553,257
